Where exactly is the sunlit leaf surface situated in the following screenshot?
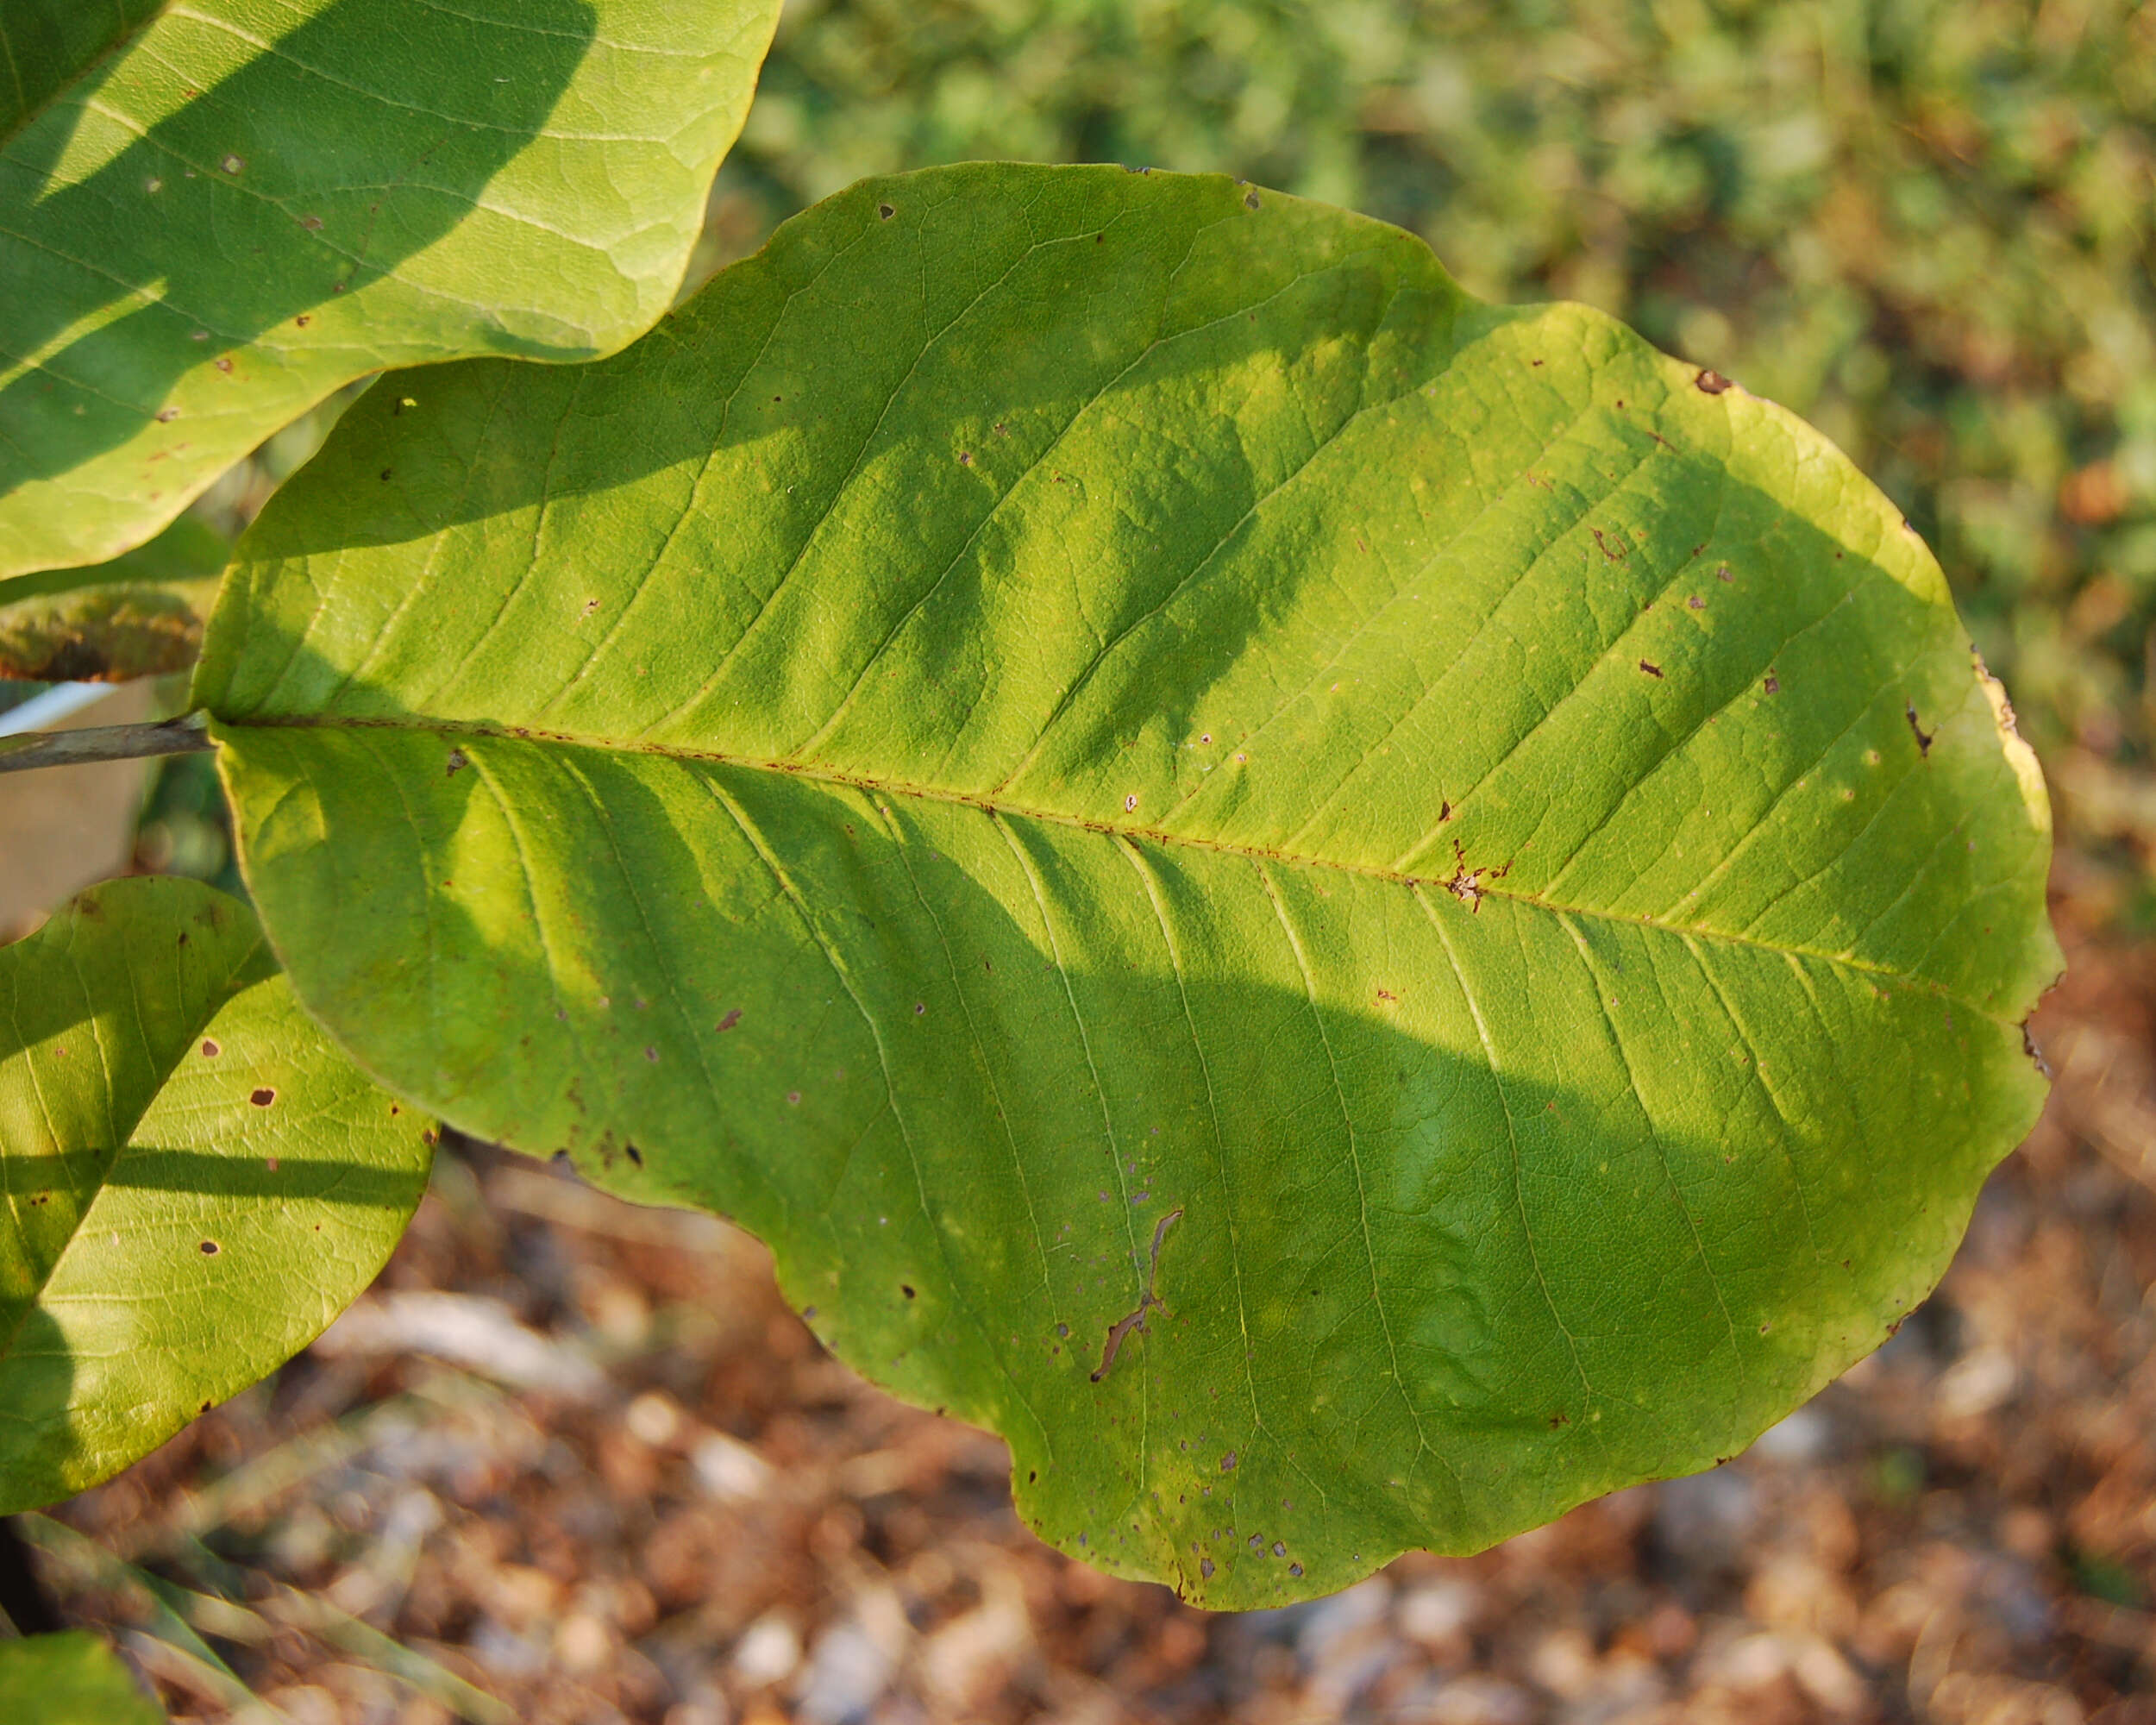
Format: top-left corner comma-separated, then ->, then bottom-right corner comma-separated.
0,0 -> 780,575
198,164 -> 2057,1606
0,876 -> 432,1513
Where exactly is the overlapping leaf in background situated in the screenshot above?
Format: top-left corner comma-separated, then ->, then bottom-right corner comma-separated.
197,164 -> 2057,1607
0,516 -> 228,683
0,0 -> 780,578
0,875 -> 433,1514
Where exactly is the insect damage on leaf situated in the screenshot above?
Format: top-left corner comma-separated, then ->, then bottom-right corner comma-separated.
1092,1207 -> 1184,1383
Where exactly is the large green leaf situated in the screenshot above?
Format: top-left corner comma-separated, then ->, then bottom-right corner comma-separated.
0,875 -> 433,1513
195,164 -> 2058,1607
0,0 -> 780,578
0,1630 -> 162,1723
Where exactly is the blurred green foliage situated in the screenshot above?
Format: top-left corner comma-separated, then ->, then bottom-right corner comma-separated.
711,0 -> 2156,833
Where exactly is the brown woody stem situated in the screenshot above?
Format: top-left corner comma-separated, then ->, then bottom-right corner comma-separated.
0,715 -> 216,775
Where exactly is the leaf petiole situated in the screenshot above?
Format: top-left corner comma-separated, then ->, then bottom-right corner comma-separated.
0,712 -> 215,775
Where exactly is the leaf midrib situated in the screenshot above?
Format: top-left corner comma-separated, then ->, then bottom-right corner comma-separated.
213,710 -> 2018,1026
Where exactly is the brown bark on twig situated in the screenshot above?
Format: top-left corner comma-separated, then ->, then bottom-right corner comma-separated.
0,715 -> 216,775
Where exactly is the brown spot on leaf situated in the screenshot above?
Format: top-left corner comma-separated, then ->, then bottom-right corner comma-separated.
201,1039 -> 219,1057
717,1008 -> 742,1032
1639,660 -> 1664,679
249,1088 -> 275,1107
878,203 -> 895,219
1695,369 -> 1733,393
200,1240 -> 219,1254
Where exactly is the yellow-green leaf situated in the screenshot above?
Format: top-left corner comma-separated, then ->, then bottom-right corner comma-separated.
0,0 -> 780,576
0,876 -> 433,1513
197,164 -> 2058,1606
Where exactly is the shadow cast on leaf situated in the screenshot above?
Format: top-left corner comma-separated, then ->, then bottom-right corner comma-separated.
212,668 -> 2032,1605
0,0 -> 597,500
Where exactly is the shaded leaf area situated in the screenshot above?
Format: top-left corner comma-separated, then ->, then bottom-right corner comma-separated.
0,0 -> 781,578
0,876 -> 434,1514
33,929 -> 2154,1725
0,1628 -> 162,1723
0,517 -> 228,681
0,0 -> 161,144
198,164 -> 2056,1607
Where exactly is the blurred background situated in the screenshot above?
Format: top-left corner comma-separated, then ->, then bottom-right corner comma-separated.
11,1 -> 2156,1719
